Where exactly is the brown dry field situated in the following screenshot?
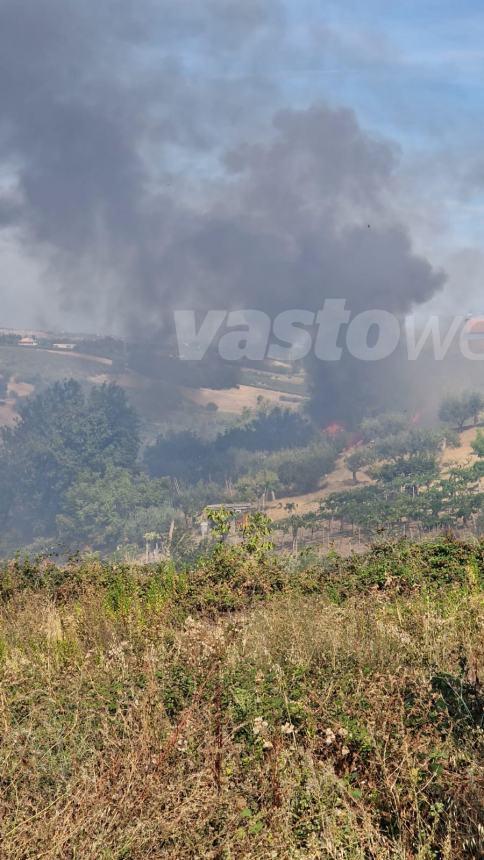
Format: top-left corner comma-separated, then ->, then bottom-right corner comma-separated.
182,383 -> 306,413
8,379 -> 34,398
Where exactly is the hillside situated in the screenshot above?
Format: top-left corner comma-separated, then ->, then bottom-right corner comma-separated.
267,425 -> 482,525
266,449 -> 373,522
0,537 -> 482,859
0,343 -> 305,440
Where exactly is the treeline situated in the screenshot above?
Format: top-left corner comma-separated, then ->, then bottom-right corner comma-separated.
144,407 -> 321,483
143,404 -> 342,511
1,378 -> 483,556
0,380 -> 340,555
0,380 -> 154,553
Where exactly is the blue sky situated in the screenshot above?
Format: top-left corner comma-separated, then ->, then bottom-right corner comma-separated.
282,1 -> 484,150
1,0 -> 483,328
274,0 -> 484,306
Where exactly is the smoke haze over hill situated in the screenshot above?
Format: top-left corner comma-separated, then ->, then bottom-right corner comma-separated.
3,1 -> 484,420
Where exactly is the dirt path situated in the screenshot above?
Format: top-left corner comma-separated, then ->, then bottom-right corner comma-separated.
266,452 -> 373,522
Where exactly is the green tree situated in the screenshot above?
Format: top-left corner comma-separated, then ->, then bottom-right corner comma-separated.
471,429 -> 484,458
439,392 -> 483,431
0,380 -> 140,541
345,447 -> 374,483
360,412 -> 408,442
57,466 -> 175,551
87,383 -> 140,470
235,469 -> 281,502
207,507 -> 234,541
374,428 -> 442,462
241,512 -> 273,557
369,454 -> 438,491
468,392 -> 484,425
276,445 -> 336,493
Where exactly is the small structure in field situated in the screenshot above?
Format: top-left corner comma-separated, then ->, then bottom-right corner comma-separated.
201,502 -> 255,537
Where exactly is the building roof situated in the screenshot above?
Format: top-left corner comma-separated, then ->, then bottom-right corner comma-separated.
204,503 -> 255,514
464,317 -> 484,336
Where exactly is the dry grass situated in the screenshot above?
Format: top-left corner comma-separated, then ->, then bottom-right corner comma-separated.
0,544 -> 482,858
182,384 -> 306,414
441,427 -> 479,469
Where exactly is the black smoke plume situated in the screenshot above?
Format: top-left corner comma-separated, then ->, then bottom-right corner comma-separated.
0,1 -> 444,422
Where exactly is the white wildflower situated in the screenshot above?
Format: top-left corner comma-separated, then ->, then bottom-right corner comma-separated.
253,716 -> 269,736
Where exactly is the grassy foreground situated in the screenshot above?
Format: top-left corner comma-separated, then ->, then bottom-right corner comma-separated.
0,539 -> 482,859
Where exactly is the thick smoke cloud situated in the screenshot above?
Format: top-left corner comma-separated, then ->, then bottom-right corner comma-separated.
158,105 -> 443,316
0,0 -> 284,322
0,1 -> 445,420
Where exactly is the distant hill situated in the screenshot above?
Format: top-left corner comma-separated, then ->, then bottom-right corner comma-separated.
0,337 -> 307,440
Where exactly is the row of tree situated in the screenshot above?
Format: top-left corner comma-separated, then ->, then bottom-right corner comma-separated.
2,378 -> 483,556
318,402 -> 484,537
279,393 -> 484,544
